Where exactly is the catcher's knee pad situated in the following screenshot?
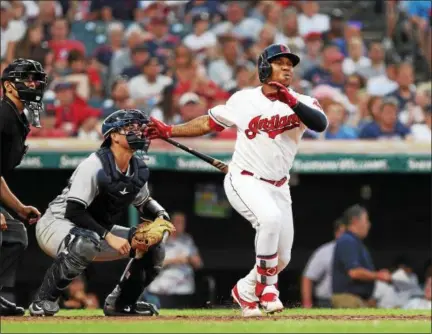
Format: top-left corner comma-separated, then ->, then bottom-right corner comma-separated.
33,228 -> 100,302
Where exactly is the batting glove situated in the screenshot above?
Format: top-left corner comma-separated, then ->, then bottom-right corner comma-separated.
145,117 -> 173,139
267,81 -> 299,108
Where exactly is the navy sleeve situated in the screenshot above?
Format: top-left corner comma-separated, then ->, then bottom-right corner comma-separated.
359,123 -> 378,139
65,200 -> 108,238
335,238 -> 361,271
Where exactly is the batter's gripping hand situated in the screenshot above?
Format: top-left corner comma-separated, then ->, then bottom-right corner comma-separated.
131,217 -> 176,253
145,117 -> 173,140
267,81 -> 298,108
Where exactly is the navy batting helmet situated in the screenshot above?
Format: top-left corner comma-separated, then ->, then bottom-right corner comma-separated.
258,44 -> 300,83
101,109 -> 150,151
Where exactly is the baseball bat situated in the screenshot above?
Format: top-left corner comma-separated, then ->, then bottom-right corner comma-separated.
161,138 -> 228,174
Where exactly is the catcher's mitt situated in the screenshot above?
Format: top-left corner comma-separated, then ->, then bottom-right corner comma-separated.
131,217 -> 175,253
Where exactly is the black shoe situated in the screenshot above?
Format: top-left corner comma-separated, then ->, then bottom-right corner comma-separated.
103,301 -> 159,317
0,296 -> 25,316
29,300 -> 60,317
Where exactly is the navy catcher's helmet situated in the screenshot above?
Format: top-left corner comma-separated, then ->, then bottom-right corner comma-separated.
101,109 -> 150,151
258,44 -> 300,83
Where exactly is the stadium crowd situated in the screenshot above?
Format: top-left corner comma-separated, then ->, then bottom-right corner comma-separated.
0,0 -> 430,142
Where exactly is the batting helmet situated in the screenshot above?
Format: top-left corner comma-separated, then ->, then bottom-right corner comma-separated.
101,109 -> 150,151
258,44 -> 300,83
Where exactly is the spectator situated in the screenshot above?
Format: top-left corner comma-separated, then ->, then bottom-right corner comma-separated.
208,36 -> 248,91
301,219 -> 347,308
61,275 -> 99,310
1,1 -> 26,60
128,56 -> 173,110
403,275 -> 432,310
386,63 -> 416,112
184,0 -> 224,25
296,32 -> 322,78
303,45 -> 339,87
322,8 -> 345,47
323,102 -> 358,140
261,1 -> 283,27
322,51 -> 346,90
297,1 -> 330,36
52,81 -> 101,137
332,205 -> 392,308
344,74 -> 366,114
109,29 -> 144,85
183,12 -> 218,60
11,22 -> 53,72
353,95 -> 383,128
102,77 -> 136,118
342,38 -> 371,76
247,24 -> 277,64
177,92 -> 207,123
147,212 -> 203,309
37,0 -> 61,42
28,107 -> 68,138
88,0 -> 138,21
366,60 -> 399,96
357,42 -> 386,80
48,18 -> 86,69
93,21 -> 125,68
121,45 -> 150,80
410,104 -> 432,141
212,1 -> 263,42
274,9 -> 304,53
144,16 -> 179,62
228,64 -> 255,95
359,97 -> 411,140
399,82 -> 431,126
62,49 -> 103,100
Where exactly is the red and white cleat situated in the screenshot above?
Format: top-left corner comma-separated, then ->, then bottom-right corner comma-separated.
232,284 -> 262,317
259,285 -> 284,314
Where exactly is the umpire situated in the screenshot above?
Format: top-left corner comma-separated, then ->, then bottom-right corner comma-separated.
0,58 -> 47,316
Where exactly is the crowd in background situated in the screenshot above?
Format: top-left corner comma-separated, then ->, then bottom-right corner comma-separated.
0,0 -> 431,142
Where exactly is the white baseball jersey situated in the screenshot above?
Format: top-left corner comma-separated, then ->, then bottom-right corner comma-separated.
48,153 -> 150,220
209,86 -> 324,180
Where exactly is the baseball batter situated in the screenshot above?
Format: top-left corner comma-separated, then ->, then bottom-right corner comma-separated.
147,44 -> 328,317
29,109 -> 174,317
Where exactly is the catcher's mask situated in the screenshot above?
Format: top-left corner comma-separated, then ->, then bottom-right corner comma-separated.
258,44 -> 300,84
1,58 -> 48,127
101,109 -> 151,152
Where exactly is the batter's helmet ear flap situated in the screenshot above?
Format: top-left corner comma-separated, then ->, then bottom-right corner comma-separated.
258,52 -> 272,83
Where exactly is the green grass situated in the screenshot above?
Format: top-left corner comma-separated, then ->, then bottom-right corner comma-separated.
1,309 -> 431,333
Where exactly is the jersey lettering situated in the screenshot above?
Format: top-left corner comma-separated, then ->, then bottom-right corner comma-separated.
245,114 -> 301,139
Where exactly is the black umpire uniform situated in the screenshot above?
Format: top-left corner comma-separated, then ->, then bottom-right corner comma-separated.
0,58 -> 47,316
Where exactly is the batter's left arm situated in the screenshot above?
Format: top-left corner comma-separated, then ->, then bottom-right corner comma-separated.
292,100 -> 328,133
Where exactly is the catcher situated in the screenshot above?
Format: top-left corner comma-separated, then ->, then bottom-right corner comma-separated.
29,109 -> 175,317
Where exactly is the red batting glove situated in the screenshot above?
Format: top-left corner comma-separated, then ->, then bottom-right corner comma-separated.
144,117 -> 173,140
267,81 -> 299,107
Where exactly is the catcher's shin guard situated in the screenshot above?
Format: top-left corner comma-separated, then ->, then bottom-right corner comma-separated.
104,243 -> 165,313
32,228 -> 100,304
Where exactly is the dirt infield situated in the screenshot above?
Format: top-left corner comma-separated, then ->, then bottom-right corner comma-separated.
4,314 -> 431,322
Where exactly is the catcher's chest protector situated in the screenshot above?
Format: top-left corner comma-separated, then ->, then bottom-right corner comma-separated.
89,148 -> 149,221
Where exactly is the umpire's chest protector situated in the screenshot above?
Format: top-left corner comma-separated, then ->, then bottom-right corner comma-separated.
90,148 -> 149,222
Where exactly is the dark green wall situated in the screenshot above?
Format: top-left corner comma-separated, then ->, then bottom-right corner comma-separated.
5,170 -> 431,307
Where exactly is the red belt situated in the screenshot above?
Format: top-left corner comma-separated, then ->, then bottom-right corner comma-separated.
241,170 -> 287,187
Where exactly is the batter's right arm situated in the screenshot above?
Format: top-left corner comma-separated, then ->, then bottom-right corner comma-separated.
147,115 -> 221,139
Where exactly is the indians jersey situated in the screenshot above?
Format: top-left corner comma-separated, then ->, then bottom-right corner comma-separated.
208,86 -> 324,180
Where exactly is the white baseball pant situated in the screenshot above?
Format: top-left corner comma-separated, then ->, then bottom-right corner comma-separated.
224,163 -> 294,299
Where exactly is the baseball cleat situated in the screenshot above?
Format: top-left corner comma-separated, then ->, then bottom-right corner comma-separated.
0,296 -> 25,316
258,286 -> 284,314
231,284 -> 262,317
29,300 -> 59,316
103,301 -> 159,317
